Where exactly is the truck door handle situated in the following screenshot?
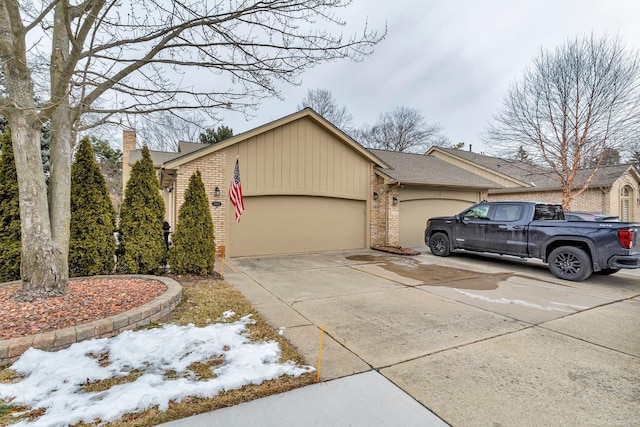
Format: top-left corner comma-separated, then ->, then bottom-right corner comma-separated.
512,226 -> 523,230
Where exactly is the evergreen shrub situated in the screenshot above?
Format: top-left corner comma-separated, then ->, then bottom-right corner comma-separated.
69,137 -> 117,276
169,171 -> 216,275
117,146 -> 165,274
0,129 -> 21,282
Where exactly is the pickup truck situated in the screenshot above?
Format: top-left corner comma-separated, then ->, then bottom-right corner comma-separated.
424,201 -> 640,281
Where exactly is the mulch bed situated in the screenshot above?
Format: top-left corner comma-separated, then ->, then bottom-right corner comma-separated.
371,245 -> 421,255
1,278 -> 167,340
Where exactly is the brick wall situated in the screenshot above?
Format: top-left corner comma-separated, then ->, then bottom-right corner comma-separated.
174,150 -> 227,256
489,188 -> 606,212
489,177 -> 640,222
369,168 -> 400,247
370,170 -> 386,246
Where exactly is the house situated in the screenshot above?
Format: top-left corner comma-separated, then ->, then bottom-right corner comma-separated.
122,109 -> 500,256
123,109 -> 639,257
427,147 -> 640,222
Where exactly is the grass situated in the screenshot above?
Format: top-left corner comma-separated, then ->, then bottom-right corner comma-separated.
0,277 -> 315,427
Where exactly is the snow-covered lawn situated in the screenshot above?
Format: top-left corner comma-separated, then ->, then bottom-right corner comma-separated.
0,313 -> 313,427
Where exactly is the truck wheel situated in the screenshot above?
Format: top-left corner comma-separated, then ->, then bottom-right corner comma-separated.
548,246 -> 593,281
429,232 -> 451,257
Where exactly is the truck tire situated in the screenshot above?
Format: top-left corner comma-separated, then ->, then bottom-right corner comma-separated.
548,246 -> 593,281
429,232 -> 451,257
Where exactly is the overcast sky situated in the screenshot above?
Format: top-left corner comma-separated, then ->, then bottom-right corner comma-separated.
216,0 -> 640,153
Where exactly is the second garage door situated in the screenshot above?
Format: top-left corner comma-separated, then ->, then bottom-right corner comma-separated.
399,199 -> 474,248
230,195 -> 366,257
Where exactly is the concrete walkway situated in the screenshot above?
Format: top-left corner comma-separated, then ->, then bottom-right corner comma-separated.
166,249 -> 640,427
161,370 -> 447,427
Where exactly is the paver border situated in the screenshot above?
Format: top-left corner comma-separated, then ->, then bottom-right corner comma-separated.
0,275 -> 182,366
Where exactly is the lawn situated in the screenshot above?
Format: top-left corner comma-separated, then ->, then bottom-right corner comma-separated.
0,278 -> 316,426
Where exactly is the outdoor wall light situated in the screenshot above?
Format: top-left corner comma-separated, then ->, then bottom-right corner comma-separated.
214,186 -> 221,197
392,196 -> 399,205
373,191 -> 379,200
167,186 -> 173,193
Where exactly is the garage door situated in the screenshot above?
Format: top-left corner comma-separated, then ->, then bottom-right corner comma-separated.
399,199 -> 473,248
230,196 -> 366,257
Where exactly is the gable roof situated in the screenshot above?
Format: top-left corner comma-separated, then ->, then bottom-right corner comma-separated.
162,108 -> 390,169
427,146 -> 545,187
128,141 -> 205,167
370,149 -> 503,189
515,163 -> 640,191
428,146 -> 640,191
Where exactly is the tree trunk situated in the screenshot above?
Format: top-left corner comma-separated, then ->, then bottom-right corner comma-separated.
48,104 -> 72,282
10,113 -> 67,301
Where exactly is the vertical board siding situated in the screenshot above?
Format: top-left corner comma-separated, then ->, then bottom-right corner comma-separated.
229,117 -> 369,200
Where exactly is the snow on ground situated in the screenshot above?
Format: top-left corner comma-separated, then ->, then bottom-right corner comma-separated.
455,289 -> 571,312
0,314 -> 314,427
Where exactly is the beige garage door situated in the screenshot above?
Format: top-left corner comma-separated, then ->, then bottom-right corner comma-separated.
400,199 -> 473,248
230,196 -> 366,257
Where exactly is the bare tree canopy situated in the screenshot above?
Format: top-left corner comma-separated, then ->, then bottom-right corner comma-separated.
0,0 -> 384,299
358,106 -> 449,153
134,112 -> 203,152
297,88 -> 354,133
486,34 -> 640,209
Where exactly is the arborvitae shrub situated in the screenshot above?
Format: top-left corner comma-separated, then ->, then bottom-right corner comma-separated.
69,137 -> 117,277
0,129 -> 21,282
117,146 -> 165,274
169,171 -> 216,275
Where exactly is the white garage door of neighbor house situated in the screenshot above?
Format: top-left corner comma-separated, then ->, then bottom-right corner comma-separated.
399,199 -> 474,248
230,195 -> 366,257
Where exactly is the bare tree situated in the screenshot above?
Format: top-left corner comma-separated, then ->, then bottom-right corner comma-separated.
486,34 -> 640,209
297,88 -> 354,133
593,147 -> 621,167
629,142 -> 640,169
0,0 -> 383,300
358,106 -> 448,153
134,111 -> 203,152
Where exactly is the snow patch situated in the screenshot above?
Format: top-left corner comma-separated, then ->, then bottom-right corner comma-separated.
0,316 -> 313,427
455,289 -> 571,312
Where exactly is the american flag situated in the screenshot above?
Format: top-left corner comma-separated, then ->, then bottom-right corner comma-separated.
229,158 -> 244,222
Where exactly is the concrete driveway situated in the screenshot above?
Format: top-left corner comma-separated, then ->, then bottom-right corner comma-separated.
224,249 -> 640,426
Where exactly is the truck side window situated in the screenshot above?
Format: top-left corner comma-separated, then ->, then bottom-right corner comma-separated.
534,205 -> 564,220
495,205 -> 523,222
464,205 -> 490,220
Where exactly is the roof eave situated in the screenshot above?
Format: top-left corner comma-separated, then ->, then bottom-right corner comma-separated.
396,179 -> 500,189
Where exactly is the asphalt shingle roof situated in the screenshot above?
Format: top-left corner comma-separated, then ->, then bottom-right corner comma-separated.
436,147 -> 636,190
370,149 -> 503,189
128,141 -> 209,167
435,147 -> 547,185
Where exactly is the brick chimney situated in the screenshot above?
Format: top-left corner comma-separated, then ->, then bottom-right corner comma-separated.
122,130 -> 136,193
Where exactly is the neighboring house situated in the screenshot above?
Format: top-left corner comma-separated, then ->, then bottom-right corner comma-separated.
122,109 -> 500,256
427,147 -> 640,222
369,149 -> 499,247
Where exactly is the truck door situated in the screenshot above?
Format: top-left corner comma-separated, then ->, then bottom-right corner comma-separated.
455,204 -> 492,250
484,203 -> 528,255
